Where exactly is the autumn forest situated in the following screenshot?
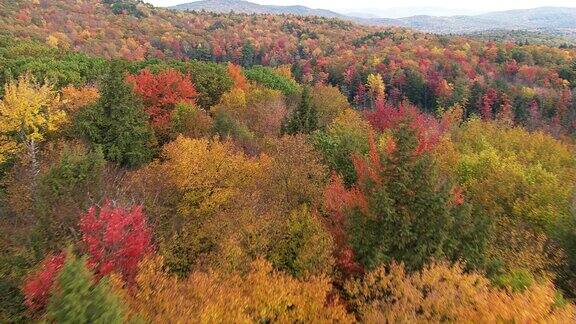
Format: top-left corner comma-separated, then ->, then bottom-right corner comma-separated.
1,0 -> 576,322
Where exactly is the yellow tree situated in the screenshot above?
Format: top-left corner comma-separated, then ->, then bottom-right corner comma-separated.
117,256 -> 353,323
366,73 -> 385,107
0,74 -> 66,178
346,262 -> 576,323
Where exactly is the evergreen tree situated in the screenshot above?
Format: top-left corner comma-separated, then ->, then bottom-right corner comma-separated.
46,253 -> 124,324
75,61 -> 154,168
331,122 -> 484,271
283,87 -> 318,134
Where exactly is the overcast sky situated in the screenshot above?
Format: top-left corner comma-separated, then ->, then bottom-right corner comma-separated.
145,0 -> 576,12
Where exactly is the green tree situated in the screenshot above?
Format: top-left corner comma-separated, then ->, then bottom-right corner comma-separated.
245,66 -> 299,95
328,123 -> 484,271
283,87 -> 318,134
46,253 -> 124,324
270,205 -> 334,277
187,60 -> 234,108
75,61 -> 154,168
315,109 -> 372,186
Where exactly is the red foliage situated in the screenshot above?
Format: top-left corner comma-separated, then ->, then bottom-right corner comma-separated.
366,100 -> 444,154
324,174 -> 365,276
504,60 -> 519,76
80,202 -> 152,285
528,99 -> 542,130
354,84 -> 367,107
126,68 -> 197,130
497,93 -> 514,123
22,252 -> 66,312
451,186 -> 465,206
479,88 -> 499,120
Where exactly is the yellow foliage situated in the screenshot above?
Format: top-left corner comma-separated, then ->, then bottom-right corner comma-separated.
121,256 -> 353,323
274,64 -> 293,80
0,74 -> 65,162
310,84 -> 350,128
46,34 -> 59,48
162,136 -> 261,217
346,262 -> 576,323
436,119 -> 576,276
366,73 -> 385,99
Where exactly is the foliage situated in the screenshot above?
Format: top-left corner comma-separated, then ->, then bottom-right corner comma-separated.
259,135 -> 328,211
75,61 -> 154,168
120,256 -> 353,323
326,122 -> 484,272
269,205 -> 334,277
80,202 -> 152,285
436,119 -> 576,280
315,109 -> 373,186
34,144 -> 106,250
0,73 -> 65,163
46,252 -> 125,324
187,60 -> 234,108
3,1 -> 576,320
127,68 -> 197,142
345,261 -> 576,322
310,84 -> 350,129
170,102 -> 213,139
283,87 -> 318,134
245,65 -> 299,95
22,252 -> 66,313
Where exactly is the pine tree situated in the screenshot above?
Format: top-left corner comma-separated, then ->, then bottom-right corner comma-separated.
46,253 -> 124,324
327,121 -> 482,271
75,60 -> 154,168
283,87 -> 318,134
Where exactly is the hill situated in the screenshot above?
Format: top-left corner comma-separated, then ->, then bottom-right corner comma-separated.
171,0 -> 345,18
371,7 -> 576,36
170,2 -> 576,40
2,1 -> 576,323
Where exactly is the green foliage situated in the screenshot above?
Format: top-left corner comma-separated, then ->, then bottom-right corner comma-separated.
187,60 -> 234,108
102,0 -> 145,17
212,109 -> 256,147
0,251 -> 33,323
283,87 -> 318,134
245,66 -> 299,95
37,147 -> 105,201
347,124 -> 485,270
46,253 -> 125,324
34,145 -> 106,251
75,61 -> 154,168
495,269 -> 535,292
0,36 -> 106,90
315,109 -> 371,186
270,206 -> 334,277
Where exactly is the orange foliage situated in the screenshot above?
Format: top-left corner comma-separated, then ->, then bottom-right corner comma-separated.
346,262 -> 576,323
118,256 -> 354,323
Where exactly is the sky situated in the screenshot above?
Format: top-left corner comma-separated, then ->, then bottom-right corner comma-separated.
145,0 -> 576,12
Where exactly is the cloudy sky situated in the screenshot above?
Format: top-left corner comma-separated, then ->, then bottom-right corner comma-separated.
145,0 -> 576,12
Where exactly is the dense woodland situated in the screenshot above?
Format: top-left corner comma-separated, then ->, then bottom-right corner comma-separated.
1,0 -> 576,322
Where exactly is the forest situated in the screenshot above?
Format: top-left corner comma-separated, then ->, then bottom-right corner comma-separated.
1,0 -> 576,322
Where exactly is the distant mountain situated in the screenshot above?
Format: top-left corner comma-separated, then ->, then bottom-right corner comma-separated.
372,7 -> 576,35
171,0 -> 345,19
341,7 -> 486,19
170,2 -> 576,40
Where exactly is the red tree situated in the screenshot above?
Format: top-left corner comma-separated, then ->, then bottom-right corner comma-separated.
80,202 -> 152,285
127,68 -> 197,135
22,252 -> 66,312
479,88 -> 498,120
366,100 -> 444,154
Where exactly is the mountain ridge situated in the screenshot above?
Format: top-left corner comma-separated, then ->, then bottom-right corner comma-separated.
170,1 -> 576,38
